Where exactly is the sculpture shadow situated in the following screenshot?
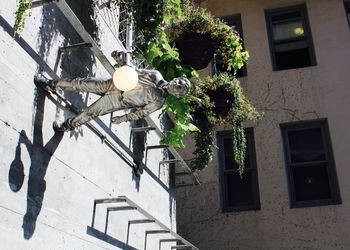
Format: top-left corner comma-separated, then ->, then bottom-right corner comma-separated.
9,88 -> 63,239
159,113 -> 177,225
37,0 -> 99,139
130,118 -> 148,191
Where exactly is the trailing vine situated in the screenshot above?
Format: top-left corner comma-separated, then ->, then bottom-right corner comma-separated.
14,0 -> 33,37
196,74 -> 261,174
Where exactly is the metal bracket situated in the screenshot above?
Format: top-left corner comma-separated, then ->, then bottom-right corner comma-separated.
144,230 -> 170,250
126,219 -> 155,244
171,245 -> 193,250
105,206 -> 137,233
31,0 -> 57,8
159,239 -> 182,250
59,42 -> 92,52
128,126 -> 156,149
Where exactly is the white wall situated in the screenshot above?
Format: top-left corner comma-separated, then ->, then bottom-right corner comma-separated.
0,1 -> 176,249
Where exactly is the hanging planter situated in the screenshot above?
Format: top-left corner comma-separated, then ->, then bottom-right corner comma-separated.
175,32 -> 214,70
206,88 -> 235,118
170,5 -> 249,74
188,73 -> 262,173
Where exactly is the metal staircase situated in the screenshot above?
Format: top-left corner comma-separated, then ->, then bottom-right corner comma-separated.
87,196 -> 199,250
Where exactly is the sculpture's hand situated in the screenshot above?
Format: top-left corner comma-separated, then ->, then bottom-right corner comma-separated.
111,115 -> 128,124
111,50 -> 126,66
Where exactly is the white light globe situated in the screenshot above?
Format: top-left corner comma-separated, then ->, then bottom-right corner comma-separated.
113,65 -> 138,91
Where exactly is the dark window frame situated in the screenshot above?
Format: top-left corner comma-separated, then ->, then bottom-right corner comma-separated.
213,14 -> 247,77
217,128 -> 260,212
265,4 -> 317,71
280,119 -> 341,208
344,0 -> 350,28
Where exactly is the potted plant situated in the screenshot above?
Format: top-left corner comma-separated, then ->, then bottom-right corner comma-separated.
188,73 -> 261,172
169,5 -> 249,72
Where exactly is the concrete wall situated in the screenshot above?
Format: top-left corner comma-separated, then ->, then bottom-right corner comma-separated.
176,0 -> 350,249
0,1 -> 176,249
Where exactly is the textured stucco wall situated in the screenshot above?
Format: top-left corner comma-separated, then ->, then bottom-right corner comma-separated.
177,0 -> 350,249
0,1 -> 176,249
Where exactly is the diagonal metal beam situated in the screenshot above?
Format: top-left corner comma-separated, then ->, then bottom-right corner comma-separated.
55,0 -> 123,75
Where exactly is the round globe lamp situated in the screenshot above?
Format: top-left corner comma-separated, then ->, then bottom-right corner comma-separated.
113,65 -> 138,91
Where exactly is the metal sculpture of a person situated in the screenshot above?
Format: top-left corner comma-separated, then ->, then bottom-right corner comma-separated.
34,69 -> 191,132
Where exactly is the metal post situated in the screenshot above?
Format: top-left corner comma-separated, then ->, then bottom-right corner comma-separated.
125,11 -> 133,65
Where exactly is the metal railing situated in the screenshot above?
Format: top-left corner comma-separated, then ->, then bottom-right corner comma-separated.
88,196 -> 199,250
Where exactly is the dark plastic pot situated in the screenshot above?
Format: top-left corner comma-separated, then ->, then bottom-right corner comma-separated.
207,88 -> 235,118
175,32 -> 214,70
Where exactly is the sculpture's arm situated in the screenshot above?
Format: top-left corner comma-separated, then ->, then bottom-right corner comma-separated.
137,69 -> 166,86
111,101 -> 164,124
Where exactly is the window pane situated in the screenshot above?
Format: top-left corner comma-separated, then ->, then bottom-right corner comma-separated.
273,20 -> 304,41
266,5 -> 316,70
225,20 -> 239,33
281,119 -> 341,207
271,11 -> 301,22
223,138 -> 237,170
292,165 -> 331,201
287,128 -> 326,163
275,40 -> 308,52
225,172 -> 253,207
345,1 -> 350,27
275,47 -> 311,70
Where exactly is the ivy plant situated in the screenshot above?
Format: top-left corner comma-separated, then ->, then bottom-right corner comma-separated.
143,28 -> 200,148
14,0 -> 33,37
135,0 -> 261,172
195,74 -> 262,174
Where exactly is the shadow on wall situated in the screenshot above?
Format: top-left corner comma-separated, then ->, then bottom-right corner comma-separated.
8,88 -> 64,239
130,118 -> 148,191
7,0 -> 100,240
160,113 -> 176,227
37,0 -> 100,138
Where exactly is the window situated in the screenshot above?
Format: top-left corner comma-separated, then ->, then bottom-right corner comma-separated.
213,14 -> 247,77
345,1 -> 350,27
281,119 -> 341,208
265,4 -> 316,70
217,129 -> 260,212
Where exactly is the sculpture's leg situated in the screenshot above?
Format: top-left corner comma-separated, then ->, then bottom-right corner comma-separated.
58,92 -> 123,131
54,78 -> 116,95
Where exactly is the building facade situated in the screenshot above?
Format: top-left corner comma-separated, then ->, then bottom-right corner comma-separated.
0,1 -> 197,249
177,0 -> 350,249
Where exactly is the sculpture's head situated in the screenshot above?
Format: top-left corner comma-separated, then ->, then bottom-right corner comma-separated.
167,77 -> 192,97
